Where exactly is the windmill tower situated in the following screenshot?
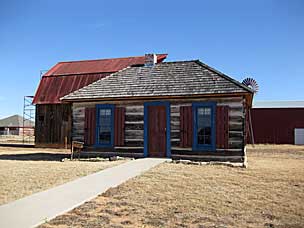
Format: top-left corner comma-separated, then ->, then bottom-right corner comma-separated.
242,77 -> 259,145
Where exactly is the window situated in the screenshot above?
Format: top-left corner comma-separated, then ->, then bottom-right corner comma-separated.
197,107 -> 212,145
96,105 -> 114,147
193,102 -> 216,151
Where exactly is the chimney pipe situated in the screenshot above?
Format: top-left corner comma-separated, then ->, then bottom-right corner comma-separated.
145,54 -> 157,67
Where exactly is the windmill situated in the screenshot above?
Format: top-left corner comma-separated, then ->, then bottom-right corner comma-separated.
242,78 -> 259,94
242,77 -> 259,145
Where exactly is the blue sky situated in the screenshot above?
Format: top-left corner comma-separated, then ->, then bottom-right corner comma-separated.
0,0 -> 303,118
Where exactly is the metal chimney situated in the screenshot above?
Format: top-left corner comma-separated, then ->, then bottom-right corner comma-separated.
144,54 -> 157,67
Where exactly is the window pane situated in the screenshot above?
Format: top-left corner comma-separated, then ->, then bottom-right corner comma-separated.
197,107 -> 212,145
99,108 -> 112,144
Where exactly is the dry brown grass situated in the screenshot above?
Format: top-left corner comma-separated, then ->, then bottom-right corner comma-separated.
0,135 -> 35,144
0,147 -> 125,205
0,146 -> 70,155
40,144 -> 304,228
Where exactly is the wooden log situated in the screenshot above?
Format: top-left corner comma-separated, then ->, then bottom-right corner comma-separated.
125,115 -> 144,122
125,139 -> 144,147
171,154 -> 244,163
81,151 -> 144,158
229,122 -> 243,131
229,131 -> 243,138
69,94 -> 246,105
171,116 -> 180,122
125,112 -> 144,115
229,116 -> 244,122
125,106 -> 144,112
125,130 -> 144,138
228,140 -> 243,149
171,112 -> 180,117
171,131 -> 180,140
125,123 -> 144,130
171,149 -> 244,156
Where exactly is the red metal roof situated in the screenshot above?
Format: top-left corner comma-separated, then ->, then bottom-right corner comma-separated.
44,54 -> 167,76
33,54 -> 167,104
33,73 -> 111,104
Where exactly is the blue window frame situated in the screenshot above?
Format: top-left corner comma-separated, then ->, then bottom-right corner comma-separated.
193,102 -> 216,151
95,104 -> 114,147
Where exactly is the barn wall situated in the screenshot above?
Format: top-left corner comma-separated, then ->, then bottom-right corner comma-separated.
250,108 -> 304,144
72,95 -> 246,161
35,104 -> 72,148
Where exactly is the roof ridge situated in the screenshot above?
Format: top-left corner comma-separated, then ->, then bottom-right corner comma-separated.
159,59 -> 199,64
42,72 -> 114,78
194,60 -> 254,94
0,114 -> 22,120
58,54 -> 167,64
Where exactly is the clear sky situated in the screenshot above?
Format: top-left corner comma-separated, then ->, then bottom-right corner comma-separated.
0,0 -> 303,118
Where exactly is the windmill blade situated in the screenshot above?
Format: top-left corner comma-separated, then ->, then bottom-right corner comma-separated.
242,77 -> 259,94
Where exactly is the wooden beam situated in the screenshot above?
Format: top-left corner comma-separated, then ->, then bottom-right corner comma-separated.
62,93 -> 251,103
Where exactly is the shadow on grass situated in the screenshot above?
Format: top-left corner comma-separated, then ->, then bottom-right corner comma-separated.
0,143 -> 35,148
0,153 -> 70,161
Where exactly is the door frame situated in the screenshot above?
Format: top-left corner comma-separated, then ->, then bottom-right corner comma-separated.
144,101 -> 171,158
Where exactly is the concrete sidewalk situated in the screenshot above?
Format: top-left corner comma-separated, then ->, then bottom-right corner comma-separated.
0,158 -> 167,228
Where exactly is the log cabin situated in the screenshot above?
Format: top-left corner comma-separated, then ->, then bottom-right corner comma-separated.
61,54 -> 254,162
32,54 -> 168,147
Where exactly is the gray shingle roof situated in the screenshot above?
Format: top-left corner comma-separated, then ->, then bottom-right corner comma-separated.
61,60 -> 253,101
0,115 -> 34,127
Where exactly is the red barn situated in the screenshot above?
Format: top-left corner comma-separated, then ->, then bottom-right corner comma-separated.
250,101 -> 304,144
33,54 -> 168,147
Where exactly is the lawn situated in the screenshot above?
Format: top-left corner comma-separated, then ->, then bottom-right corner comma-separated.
40,145 -> 304,228
0,147 -> 126,205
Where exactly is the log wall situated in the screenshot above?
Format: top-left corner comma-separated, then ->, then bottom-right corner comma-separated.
71,95 -> 247,161
169,97 -> 245,161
